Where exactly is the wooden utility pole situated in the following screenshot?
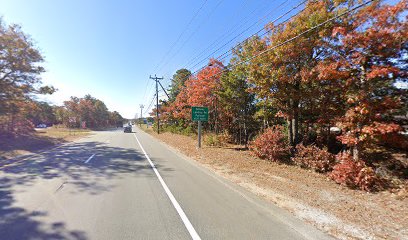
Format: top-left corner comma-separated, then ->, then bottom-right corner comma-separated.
150,75 -> 163,134
139,104 -> 144,127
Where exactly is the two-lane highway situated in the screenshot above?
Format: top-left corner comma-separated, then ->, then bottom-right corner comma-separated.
0,127 -> 334,240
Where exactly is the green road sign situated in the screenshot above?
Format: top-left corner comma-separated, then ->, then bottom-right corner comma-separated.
192,106 -> 209,121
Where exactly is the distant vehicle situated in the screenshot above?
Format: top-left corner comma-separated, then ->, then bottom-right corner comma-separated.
36,124 -> 47,128
124,125 -> 132,133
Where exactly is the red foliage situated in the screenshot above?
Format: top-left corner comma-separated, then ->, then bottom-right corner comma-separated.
250,126 -> 290,162
292,144 -> 335,172
329,153 -> 381,192
322,1 -> 407,150
366,66 -> 400,80
169,59 -> 224,123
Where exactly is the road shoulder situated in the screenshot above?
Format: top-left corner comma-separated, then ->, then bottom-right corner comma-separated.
138,126 -> 408,240
135,127 -> 334,240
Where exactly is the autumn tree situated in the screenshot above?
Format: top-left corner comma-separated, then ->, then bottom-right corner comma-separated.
243,1 -> 344,146
319,0 -> 407,159
27,101 -> 56,126
109,111 -> 124,127
54,106 -> 67,125
61,95 -> 112,128
186,59 -> 224,132
0,18 -> 55,135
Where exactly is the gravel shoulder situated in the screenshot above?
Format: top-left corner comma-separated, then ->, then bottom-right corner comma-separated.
141,126 -> 408,240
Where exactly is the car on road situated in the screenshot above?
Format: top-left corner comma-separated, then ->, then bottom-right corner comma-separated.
124,125 -> 132,133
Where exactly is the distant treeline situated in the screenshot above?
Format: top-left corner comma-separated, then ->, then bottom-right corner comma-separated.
0,19 -> 123,136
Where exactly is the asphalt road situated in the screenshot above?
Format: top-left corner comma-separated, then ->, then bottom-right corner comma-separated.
0,127 -> 334,240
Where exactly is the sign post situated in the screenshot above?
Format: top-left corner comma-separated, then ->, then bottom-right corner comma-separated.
198,121 -> 202,148
192,106 -> 209,148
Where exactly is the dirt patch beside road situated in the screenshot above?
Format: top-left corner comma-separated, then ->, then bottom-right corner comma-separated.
141,127 -> 408,240
0,127 -> 91,160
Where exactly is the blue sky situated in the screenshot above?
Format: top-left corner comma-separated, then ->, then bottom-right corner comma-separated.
0,0 -> 316,118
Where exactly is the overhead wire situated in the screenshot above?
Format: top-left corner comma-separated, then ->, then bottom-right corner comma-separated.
179,0 -> 307,85
145,0 -> 373,115
188,0 -> 306,72
172,0 -> 374,96
183,0 -> 266,69
151,0 -> 288,102
144,92 -> 157,115
153,0 -> 209,73
148,0 -> 297,112
164,0 -> 256,92
145,0 -> 209,109
234,0 -> 374,67
156,0 -> 225,73
216,0 -> 308,63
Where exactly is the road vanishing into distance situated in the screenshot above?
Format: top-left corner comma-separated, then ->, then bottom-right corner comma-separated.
0,127 -> 334,240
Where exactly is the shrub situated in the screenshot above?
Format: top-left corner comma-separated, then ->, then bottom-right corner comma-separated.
204,133 -> 221,146
182,125 -> 194,136
329,153 -> 381,192
292,144 -> 335,172
218,130 -> 232,144
204,131 -> 232,147
249,126 -> 290,162
162,124 -> 194,136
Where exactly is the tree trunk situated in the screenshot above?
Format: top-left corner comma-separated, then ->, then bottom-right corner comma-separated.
293,105 -> 299,145
288,118 -> 293,146
353,123 -> 362,161
293,80 -> 300,145
9,114 -> 14,134
352,145 -> 360,161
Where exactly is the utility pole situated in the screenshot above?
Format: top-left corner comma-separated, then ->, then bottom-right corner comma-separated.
139,104 -> 144,127
150,75 -> 164,134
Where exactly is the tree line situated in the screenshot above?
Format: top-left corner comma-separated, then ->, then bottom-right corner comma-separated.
156,0 -> 406,170
0,18 -> 123,136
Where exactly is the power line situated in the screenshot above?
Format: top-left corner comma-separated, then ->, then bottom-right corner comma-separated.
144,92 -> 156,115
236,0 -> 374,67
174,0 -> 307,87
147,0 -> 372,119
186,0 -> 292,70
159,0 -> 288,92
183,0 -> 267,69
179,0 -> 375,91
188,0 -> 306,72
145,0 -> 209,109
157,0 -> 225,73
153,0 -> 209,73
217,2 -> 307,63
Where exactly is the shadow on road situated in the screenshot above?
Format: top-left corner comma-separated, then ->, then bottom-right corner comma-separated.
0,140 -> 170,239
0,177 -> 87,240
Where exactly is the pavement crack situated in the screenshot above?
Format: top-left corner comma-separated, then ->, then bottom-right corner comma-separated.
55,181 -> 68,193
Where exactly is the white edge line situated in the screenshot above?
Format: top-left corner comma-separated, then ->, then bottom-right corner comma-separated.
133,133 -> 201,240
84,154 -> 96,164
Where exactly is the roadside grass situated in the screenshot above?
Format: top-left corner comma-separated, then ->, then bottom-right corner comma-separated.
139,124 -> 155,134
0,126 -> 91,160
36,126 -> 91,141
